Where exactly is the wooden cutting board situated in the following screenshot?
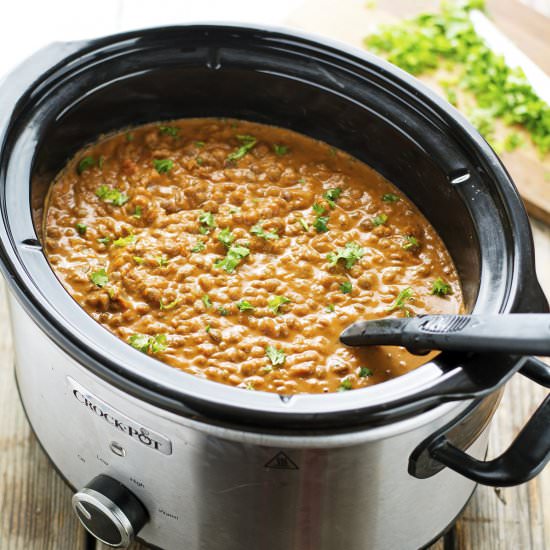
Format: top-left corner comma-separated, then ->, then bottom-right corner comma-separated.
285,0 -> 550,224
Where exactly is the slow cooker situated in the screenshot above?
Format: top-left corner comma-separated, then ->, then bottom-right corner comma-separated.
0,25 -> 549,550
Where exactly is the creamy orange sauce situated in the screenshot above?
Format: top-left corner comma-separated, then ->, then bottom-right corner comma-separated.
44,118 -> 462,394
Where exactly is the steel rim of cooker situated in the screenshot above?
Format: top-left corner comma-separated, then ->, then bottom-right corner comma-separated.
0,23 -> 547,430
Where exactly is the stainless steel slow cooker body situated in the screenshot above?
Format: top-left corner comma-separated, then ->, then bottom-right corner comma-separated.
0,25 -> 549,550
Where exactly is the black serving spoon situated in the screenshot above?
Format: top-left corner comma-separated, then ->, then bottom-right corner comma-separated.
340,314 -> 550,356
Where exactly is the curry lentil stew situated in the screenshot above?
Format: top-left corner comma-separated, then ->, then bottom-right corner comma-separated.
44,118 -> 463,394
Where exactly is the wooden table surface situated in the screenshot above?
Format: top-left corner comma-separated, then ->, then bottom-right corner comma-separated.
0,1 -> 549,549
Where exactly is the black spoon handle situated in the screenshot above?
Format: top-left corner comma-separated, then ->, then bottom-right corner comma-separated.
340,314 -> 550,356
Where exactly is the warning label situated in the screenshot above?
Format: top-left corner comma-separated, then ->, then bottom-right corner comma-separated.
264,451 -> 299,470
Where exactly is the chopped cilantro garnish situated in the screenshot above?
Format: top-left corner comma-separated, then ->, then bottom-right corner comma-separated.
388,287 -> 415,313
431,278 -> 452,296
98,156 -> 105,169
133,256 -> 144,265
205,324 -> 211,334
359,367 -> 373,378
251,222 -> 279,240
198,211 -> 216,234
323,187 -> 342,208
382,193 -> 400,202
218,306 -> 229,316
338,377 -> 353,391
126,132 -> 134,142
160,298 -> 181,311
340,281 -> 352,294
156,256 -> 168,267
75,223 -> 87,235
96,185 -> 129,206
312,203 -> 326,215
214,244 -> 250,273
195,141 -> 205,148
245,382 -> 255,391
153,158 -> 174,174
196,157 -> 204,166
313,216 -> 329,233
77,156 -> 96,174
229,206 -> 241,214
132,206 -> 142,219
273,144 -> 289,155
325,304 -> 335,312
90,268 -> 108,288
402,235 -> 419,250
265,345 -> 286,366
97,236 -> 111,245
191,240 -> 206,253
159,125 -> 179,137
227,134 -> 257,162
268,295 -> 291,314
327,241 -> 365,269
128,333 -> 167,354
237,300 -> 255,312
372,213 -> 388,227
218,228 -> 235,247
113,234 -> 136,247
299,218 -> 309,231
201,295 -> 212,309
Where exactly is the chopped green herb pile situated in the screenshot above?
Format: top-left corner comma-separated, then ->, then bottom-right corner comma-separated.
265,345 -> 286,366
268,295 -> 291,314
364,0 -> 550,154
96,185 -> 129,206
431,277 -> 452,296
214,244 -> 250,273
128,333 -> 167,354
327,241 -> 365,269
90,268 -> 109,288
251,222 -> 279,240
313,216 -> 329,233
227,134 -> 257,162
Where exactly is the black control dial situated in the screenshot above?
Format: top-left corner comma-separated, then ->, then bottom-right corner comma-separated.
72,475 -> 148,548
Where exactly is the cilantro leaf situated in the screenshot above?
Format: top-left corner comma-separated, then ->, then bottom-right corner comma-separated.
227,135 -> 257,162
75,223 -> 87,235
214,244 -> 250,273
113,234 -> 136,247
323,187 -> 342,208
237,300 -> 255,312
338,377 -> 353,391
312,203 -> 326,215
96,185 -> 129,206
359,367 -> 373,378
388,287 -> 415,313
313,216 -> 329,233
327,241 -> 365,269
268,295 -> 291,314
160,298 -> 181,311
402,235 -> 419,250
218,228 -> 235,247
77,156 -> 96,174
265,345 -> 286,366
159,125 -> 179,137
129,333 -> 167,354
97,236 -> 111,245
273,144 -> 289,155
201,295 -> 212,309
132,206 -> 142,219
372,214 -> 388,227
153,158 -> 174,174
251,222 -> 279,240
191,240 -> 206,253
198,211 -> 216,234
382,193 -> 400,202
431,278 -> 452,296
340,281 -> 352,294
90,268 -> 108,288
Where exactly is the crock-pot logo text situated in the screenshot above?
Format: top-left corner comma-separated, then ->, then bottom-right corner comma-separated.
68,378 -> 172,455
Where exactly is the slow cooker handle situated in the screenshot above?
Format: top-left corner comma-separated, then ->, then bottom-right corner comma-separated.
410,365 -> 550,487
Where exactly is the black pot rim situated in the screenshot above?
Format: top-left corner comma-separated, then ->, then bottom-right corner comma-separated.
0,23 -> 546,430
